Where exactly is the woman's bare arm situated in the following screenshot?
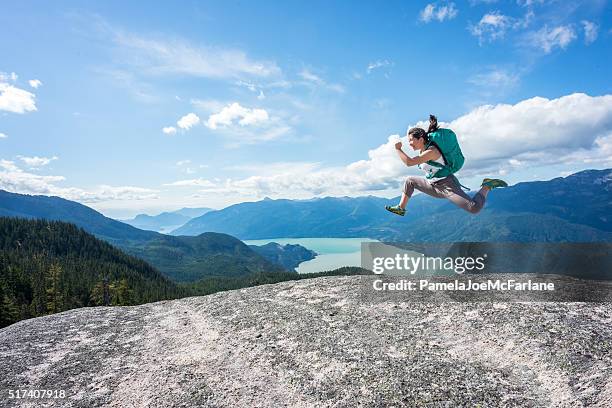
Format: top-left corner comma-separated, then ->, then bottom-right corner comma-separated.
394,143 -> 441,167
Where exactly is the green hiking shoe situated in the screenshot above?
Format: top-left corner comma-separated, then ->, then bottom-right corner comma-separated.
385,205 -> 406,216
481,178 -> 508,189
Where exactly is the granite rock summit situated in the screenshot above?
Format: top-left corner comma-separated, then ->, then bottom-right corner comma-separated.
1,275 -> 611,407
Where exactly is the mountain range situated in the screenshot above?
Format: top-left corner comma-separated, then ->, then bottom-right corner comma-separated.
171,169 -> 612,242
0,191 -> 284,282
122,207 -> 212,233
1,168 -> 610,285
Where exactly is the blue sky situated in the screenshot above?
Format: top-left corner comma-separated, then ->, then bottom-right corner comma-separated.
1,0 -> 611,218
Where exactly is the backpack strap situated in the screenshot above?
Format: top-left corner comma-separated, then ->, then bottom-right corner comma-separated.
424,162 -> 452,179
426,140 -> 447,165
452,175 -> 471,191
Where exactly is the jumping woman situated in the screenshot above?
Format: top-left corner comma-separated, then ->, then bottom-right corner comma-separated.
385,115 -> 508,216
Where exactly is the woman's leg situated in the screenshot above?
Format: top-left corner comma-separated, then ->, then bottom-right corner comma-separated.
399,176 -> 447,209
439,178 -> 490,214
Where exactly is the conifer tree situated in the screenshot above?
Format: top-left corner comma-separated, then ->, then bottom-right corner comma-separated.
45,263 -> 64,314
0,284 -> 19,327
90,281 -> 105,306
115,278 -> 134,305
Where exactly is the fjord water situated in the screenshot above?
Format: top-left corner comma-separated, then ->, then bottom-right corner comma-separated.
244,237 -> 378,274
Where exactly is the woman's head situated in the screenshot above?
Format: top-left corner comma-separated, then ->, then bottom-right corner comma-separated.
407,115 -> 439,150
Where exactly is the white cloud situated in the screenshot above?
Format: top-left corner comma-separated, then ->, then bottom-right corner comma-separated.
420,3 -> 458,23
446,93 -> 612,173
266,80 -> 292,89
191,99 -> 226,113
236,80 -> 258,92
326,83 -> 345,93
72,185 -> 160,202
163,178 -> 216,187
190,142 -> 406,197
177,113 -> 200,130
28,79 -> 42,89
238,109 -> 268,126
513,10 -> 533,30
113,32 -> 281,79
193,101 -> 291,145
17,155 -> 58,168
175,160 -> 198,175
0,160 -> 22,172
421,3 -> 435,20
0,159 -> 159,203
205,103 -> 269,130
299,69 -> 323,84
469,10 -> 533,44
528,25 -> 576,53
225,125 -> 292,148
0,82 -> 37,114
234,80 -> 267,100
96,68 -> 159,103
235,80 -> 269,99
467,68 -> 520,89
0,72 -> 18,82
581,20 -> 598,44
0,133 -> 7,139
189,93 -> 612,198
224,162 -> 321,176
298,68 -> 344,93
469,12 -> 513,43
366,60 -> 392,74
516,0 -> 546,6
0,160 -> 66,194
162,126 -> 177,135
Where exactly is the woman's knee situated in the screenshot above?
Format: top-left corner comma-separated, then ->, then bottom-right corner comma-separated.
404,176 -> 420,187
466,202 -> 484,214
468,206 -> 481,214
468,193 -> 486,214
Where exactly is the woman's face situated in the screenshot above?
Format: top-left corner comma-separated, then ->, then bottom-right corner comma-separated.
408,134 -> 425,151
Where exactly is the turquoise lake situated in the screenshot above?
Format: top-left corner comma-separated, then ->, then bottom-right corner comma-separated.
244,237 -> 378,274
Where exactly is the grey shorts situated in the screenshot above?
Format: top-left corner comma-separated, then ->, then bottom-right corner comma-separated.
403,175 -> 485,214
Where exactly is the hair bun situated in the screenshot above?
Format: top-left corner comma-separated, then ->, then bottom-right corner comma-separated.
427,114 -> 439,134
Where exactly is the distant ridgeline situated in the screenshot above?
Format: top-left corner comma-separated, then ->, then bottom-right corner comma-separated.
0,190 -> 287,283
171,169 -> 612,242
122,207 -> 213,233
0,217 -> 188,328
